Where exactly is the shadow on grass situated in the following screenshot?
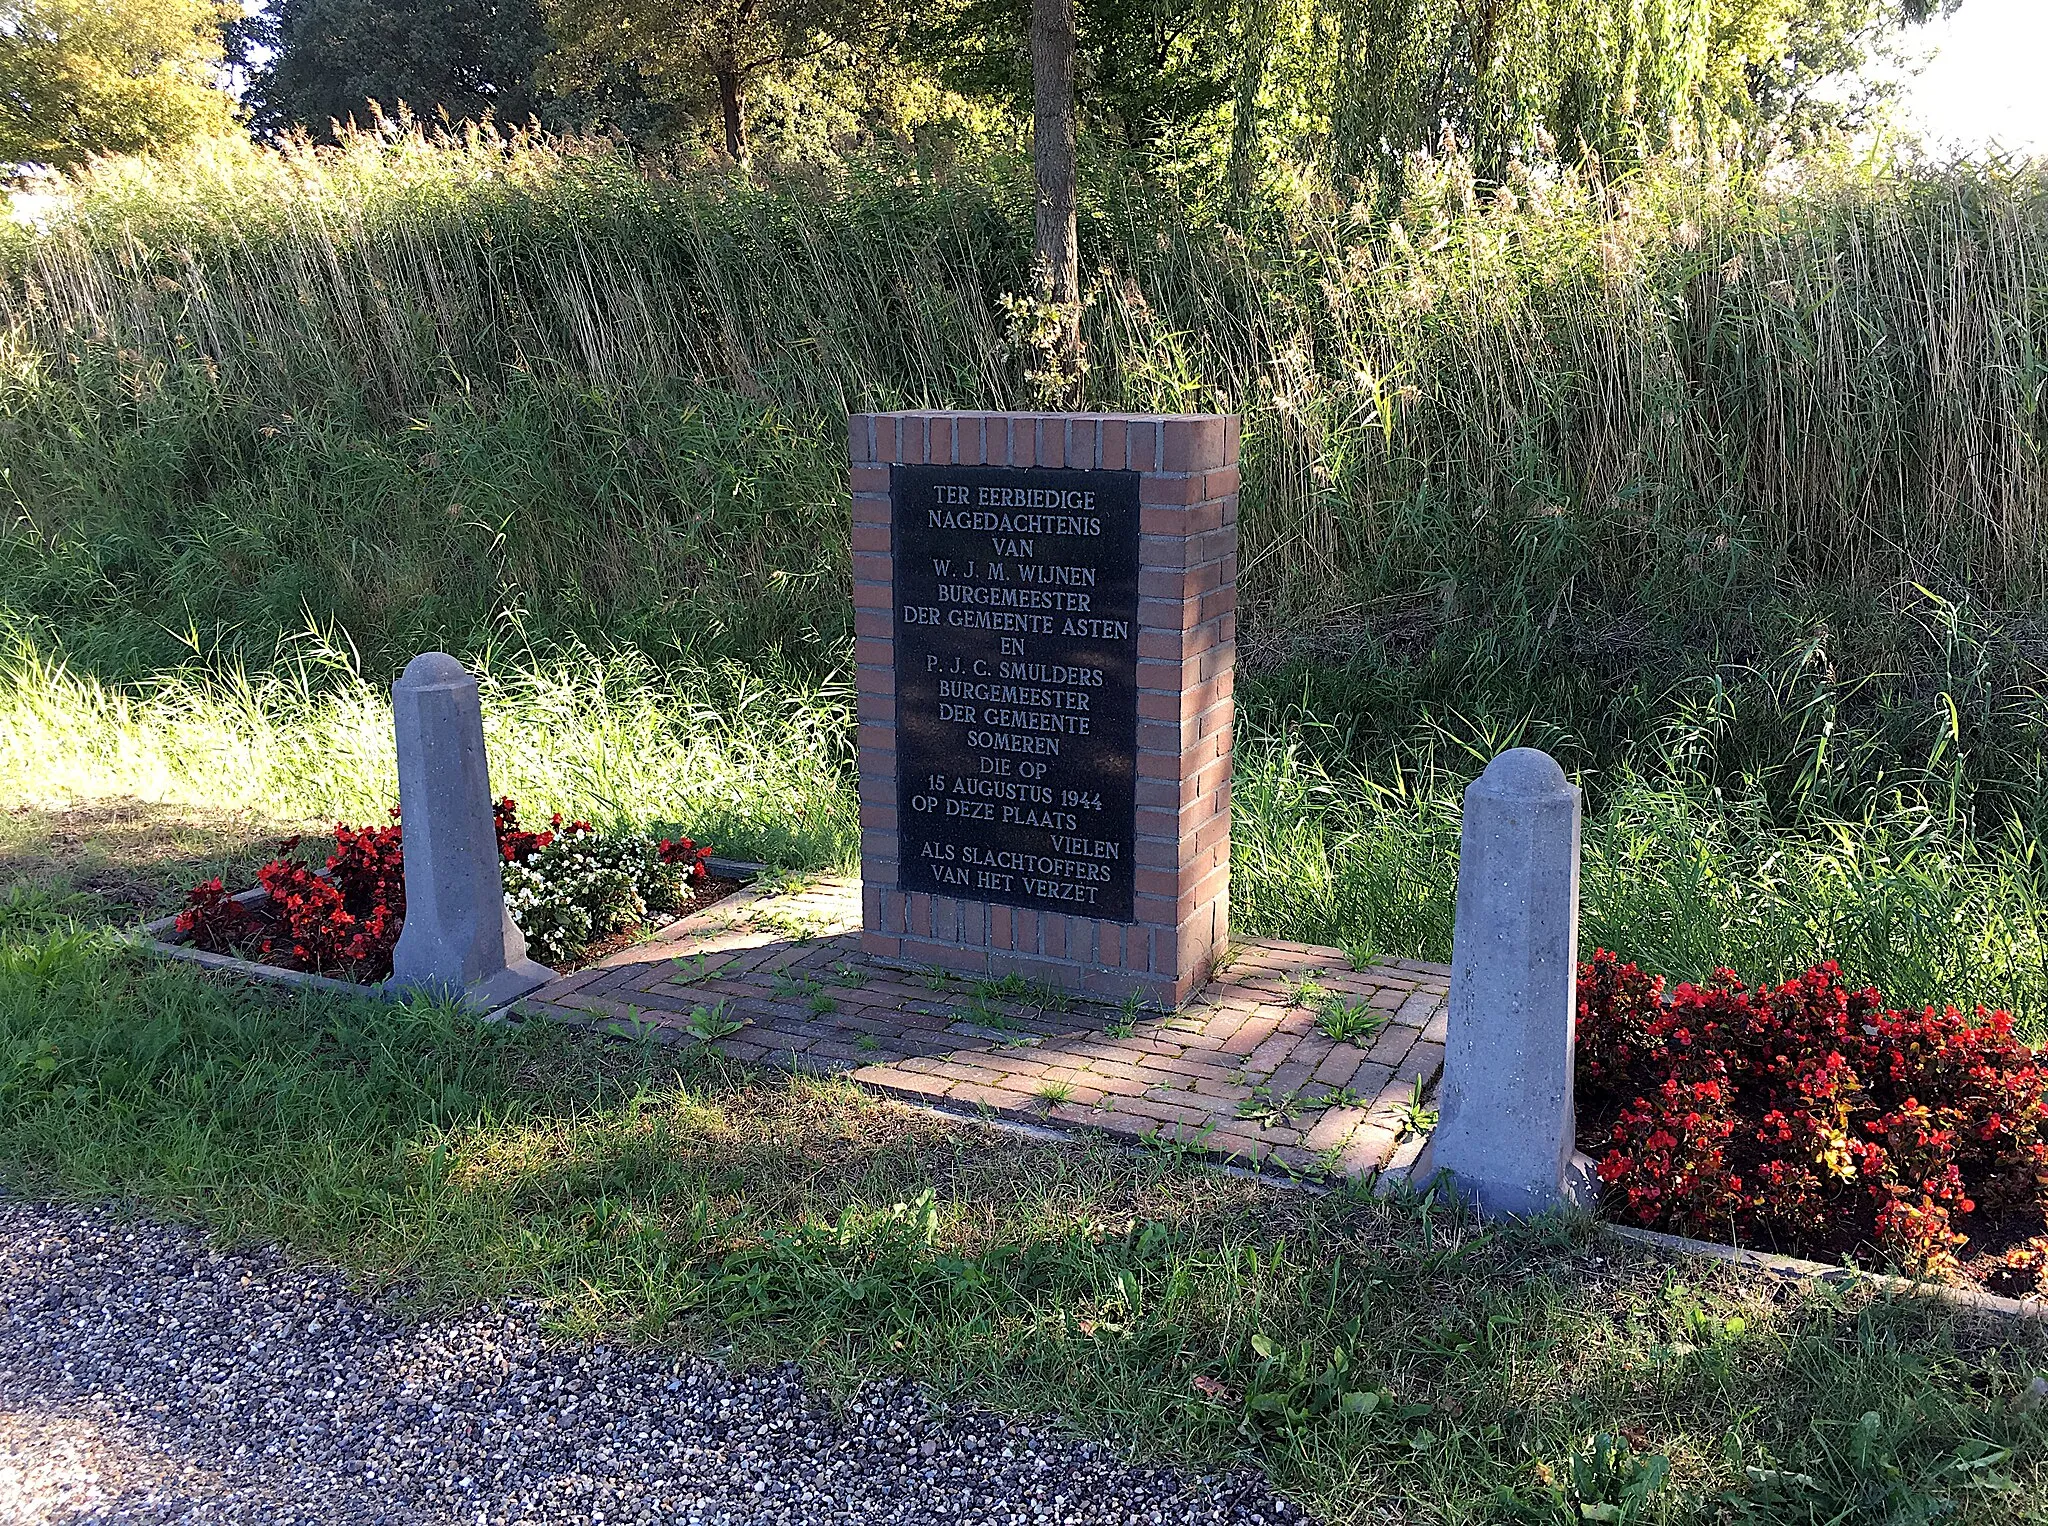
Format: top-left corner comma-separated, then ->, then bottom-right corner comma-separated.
0,798 -> 322,927
1,925 -> 2044,1524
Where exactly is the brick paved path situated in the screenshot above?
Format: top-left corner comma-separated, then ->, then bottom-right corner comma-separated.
519,876 -> 1446,1185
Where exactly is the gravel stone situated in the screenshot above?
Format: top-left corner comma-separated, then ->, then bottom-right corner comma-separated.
0,1202 -> 1307,1524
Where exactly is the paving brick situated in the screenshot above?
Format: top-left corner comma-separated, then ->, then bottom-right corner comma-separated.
1188,1075 -> 1256,1105
1397,1040 -> 1446,1084
1313,1043 -> 1370,1086
521,873 -> 1440,1188
1118,1095 -> 1216,1129
947,1082 -> 1024,1113
1266,1060 -> 1318,1094
1367,1022 -> 1418,1069
853,1066 -> 953,1100
1202,1126 -> 1273,1160
1396,991 -> 1440,1027
1218,1013 -> 1278,1057
1244,1034 -> 1299,1073
1044,1100 -> 1111,1130
1381,1129 -> 1429,1182
1340,1124 -> 1403,1178
1076,1070 -> 1152,1098
1303,1104 -> 1370,1153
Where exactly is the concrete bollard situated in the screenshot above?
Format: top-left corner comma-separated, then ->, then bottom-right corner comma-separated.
1433,747 -> 1597,1217
389,652 -> 553,1010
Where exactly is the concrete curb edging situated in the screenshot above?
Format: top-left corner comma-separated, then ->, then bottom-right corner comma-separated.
1603,1221 -> 2048,1322
126,858 -> 766,1005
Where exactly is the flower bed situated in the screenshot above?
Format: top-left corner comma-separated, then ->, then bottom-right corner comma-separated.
1576,950 -> 2048,1295
166,800 -> 740,984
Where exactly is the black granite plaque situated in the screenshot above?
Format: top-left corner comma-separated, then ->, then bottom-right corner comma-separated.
892,463 -> 1141,922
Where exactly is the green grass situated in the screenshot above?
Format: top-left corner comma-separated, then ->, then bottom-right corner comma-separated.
7,121 -> 2048,1518
1231,721 -> 2048,1038
7,631 -> 2045,1035
0,635 -> 856,872
1,920 -> 2043,1523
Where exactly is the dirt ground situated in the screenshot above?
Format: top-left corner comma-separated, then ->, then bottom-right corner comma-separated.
0,800 -> 319,929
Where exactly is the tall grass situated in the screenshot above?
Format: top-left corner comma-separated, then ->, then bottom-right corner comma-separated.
1231,726 -> 2048,1035
6,622 -> 2044,1032
0,630 -> 857,870
5,127 -> 2048,1021
4,128 -> 2046,671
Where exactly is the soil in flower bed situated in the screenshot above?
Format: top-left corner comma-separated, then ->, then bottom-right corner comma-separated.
1575,950 -> 2048,1298
542,874 -> 746,972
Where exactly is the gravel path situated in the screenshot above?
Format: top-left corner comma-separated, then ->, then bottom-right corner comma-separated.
0,1202 -> 1305,1525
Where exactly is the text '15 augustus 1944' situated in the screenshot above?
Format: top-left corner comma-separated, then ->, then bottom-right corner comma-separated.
891,464 -> 1140,922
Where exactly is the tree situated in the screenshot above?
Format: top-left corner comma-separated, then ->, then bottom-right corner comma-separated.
1227,0 -> 1279,200
1032,0 -> 1080,400
936,0 -> 1236,158
544,0 -> 878,161
0,0 -> 237,171
1264,0 -> 1961,189
1715,0 -> 1963,150
246,0 -> 551,139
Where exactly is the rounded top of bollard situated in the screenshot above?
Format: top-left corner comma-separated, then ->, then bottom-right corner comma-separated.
395,651 -> 474,692
1472,747 -> 1574,800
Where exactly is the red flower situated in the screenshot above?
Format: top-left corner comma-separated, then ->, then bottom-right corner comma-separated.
657,836 -> 715,881
493,798 -> 556,865
182,806 -> 718,985
1577,951 -> 2048,1279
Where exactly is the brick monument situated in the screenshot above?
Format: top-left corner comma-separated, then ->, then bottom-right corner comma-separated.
853,411 -> 1239,1006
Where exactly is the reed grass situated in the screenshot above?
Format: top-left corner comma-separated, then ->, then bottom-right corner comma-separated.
4,127 -> 2046,676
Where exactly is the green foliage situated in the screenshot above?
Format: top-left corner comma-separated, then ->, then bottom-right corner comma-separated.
542,0 -> 896,159
1314,995 -> 1384,1045
0,0 -> 237,171
1152,0 -> 1953,191
8,124 -> 2048,1037
935,0 -> 1238,157
244,0 -> 551,141
1292,0 -> 1952,180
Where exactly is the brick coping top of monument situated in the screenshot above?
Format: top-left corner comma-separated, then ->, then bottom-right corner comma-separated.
849,411 -> 1241,477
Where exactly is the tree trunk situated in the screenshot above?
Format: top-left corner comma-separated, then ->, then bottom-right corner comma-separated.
1031,0 -> 1081,404
716,66 -> 746,163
